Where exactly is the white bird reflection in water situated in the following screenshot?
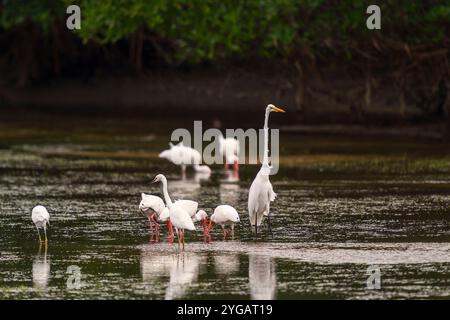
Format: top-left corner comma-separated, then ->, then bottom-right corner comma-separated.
214,254 -> 240,275
219,171 -> 240,206
179,171 -> 211,184
248,255 -> 276,300
140,246 -> 204,300
165,252 -> 203,300
32,245 -> 50,290
166,172 -> 210,199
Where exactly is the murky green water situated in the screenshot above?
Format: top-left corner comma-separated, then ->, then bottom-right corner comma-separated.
0,115 -> 449,299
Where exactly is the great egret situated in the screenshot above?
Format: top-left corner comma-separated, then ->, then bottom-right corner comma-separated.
248,104 -> 285,236
139,193 -> 173,241
219,135 -> 240,172
159,142 -> 211,174
208,205 -> 240,240
152,174 -> 196,248
31,205 -> 50,244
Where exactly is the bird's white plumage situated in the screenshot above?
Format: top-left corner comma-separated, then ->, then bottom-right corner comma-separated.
31,205 -> 50,228
173,199 -> 198,218
248,172 -> 276,226
139,193 -> 166,217
170,205 -> 196,231
219,136 -> 240,164
193,209 -> 208,222
211,205 -> 240,225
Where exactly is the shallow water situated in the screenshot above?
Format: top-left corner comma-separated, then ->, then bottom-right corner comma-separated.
0,116 -> 449,299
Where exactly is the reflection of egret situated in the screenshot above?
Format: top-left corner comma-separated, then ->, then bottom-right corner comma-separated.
32,245 -> 50,290
152,174 -> 196,248
159,142 -> 211,174
214,254 -> 240,275
219,172 -> 240,206
248,255 -> 276,300
165,253 -> 202,300
248,104 -> 285,236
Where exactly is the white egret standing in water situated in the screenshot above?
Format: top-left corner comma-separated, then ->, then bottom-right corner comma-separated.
208,205 -> 240,240
248,104 -> 285,237
152,174 -> 196,248
31,205 -> 50,244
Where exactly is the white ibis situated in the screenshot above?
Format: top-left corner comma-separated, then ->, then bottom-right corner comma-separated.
208,205 -> 240,240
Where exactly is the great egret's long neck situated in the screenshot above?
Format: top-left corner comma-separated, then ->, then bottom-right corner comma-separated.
161,177 -> 173,208
262,109 -> 271,167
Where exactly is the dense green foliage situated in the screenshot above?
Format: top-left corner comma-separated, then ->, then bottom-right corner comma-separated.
1,0 -> 449,63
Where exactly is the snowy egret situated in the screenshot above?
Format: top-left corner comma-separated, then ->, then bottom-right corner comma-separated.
208,205 -> 240,240
139,193 -> 173,241
248,104 -> 285,237
152,174 -> 196,248
31,205 -> 50,244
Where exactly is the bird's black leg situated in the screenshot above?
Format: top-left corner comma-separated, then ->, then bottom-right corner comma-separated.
255,215 -> 258,238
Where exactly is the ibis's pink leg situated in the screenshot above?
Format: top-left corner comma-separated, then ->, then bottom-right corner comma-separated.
202,218 -> 207,242
231,224 -> 235,240
167,220 -> 174,241
155,223 -> 159,242
208,220 -> 215,242
150,213 -> 160,242
148,216 -> 154,237
223,226 -> 226,240
233,160 -> 239,172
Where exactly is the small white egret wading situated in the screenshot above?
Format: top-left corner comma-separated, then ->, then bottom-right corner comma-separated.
139,193 -> 173,241
31,205 -> 50,244
152,174 -> 196,248
208,205 -> 240,240
248,104 -> 285,237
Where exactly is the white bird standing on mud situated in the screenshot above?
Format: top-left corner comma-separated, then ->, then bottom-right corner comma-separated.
152,174 -> 196,248
219,135 -> 240,173
31,205 -> 50,244
248,104 -> 285,236
139,193 -> 173,240
208,205 -> 240,240
159,142 -> 211,175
